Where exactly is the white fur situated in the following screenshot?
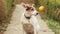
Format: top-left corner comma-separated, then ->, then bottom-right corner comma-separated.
20,4 -> 40,34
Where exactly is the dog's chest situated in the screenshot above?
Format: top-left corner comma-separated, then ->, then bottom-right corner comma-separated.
23,23 -> 34,33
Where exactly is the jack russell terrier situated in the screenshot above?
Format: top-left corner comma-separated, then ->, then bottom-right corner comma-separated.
20,3 -> 40,34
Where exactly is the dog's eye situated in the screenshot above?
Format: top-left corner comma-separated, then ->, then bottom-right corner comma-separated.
26,9 -> 29,11
31,8 -> 34,11
26,6 -> 30,11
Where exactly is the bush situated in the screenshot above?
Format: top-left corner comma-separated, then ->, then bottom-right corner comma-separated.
35,0 -> 60,22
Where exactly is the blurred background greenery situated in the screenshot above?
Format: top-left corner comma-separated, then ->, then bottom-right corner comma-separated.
0,0 -> 15,33
34,0 -> 60,34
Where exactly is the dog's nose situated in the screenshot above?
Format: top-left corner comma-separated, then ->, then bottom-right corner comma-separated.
36,13 -> 38,15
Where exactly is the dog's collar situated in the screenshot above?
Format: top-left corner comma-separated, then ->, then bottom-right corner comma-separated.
24,14 -> 31,19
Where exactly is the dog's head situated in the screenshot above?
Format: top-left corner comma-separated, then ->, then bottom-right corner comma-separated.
21,3 -> 38,16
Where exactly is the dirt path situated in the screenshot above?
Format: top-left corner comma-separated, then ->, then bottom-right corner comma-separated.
4,4 -> 55,34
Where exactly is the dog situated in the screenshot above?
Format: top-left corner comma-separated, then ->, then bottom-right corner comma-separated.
20,3 -> 40,34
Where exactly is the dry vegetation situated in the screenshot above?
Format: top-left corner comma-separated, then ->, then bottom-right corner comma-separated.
0,0 -> 15,33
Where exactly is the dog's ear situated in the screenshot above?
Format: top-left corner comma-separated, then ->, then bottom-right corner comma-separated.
21,2 -> 26,8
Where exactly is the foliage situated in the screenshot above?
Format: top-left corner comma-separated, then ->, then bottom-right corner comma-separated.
0,0 -> 14,33
5,0 -> 13,16
35,0 -> 60,22
45,19 -> 60,34
35,0 -> 60,34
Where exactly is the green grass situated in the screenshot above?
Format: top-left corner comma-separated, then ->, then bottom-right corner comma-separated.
49,0 -> 60,4
35,0 -> 60,34
40,14 -> 60,34
44,19 -> 60,34
5,0 -> 12,16
0,0 -> 14,32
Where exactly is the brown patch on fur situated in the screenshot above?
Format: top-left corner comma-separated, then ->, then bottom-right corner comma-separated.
23,23 -> 34,34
